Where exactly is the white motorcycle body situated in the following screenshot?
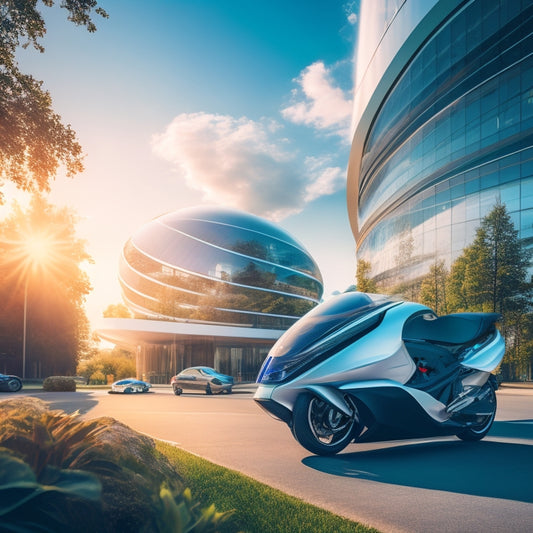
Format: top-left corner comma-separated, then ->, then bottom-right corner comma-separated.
254,292 -> 505,455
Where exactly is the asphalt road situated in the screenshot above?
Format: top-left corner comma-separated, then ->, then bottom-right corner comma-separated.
4,386 -> 533,533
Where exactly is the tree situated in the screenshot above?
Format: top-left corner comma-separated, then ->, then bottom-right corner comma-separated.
0,1 -> 108,202
356,258 -> 377,293
446,255 -> 470,312
448,203 -> 531,313
77,347 -> 136,384
103,303 -> 133,318
419,260 -> 448,315
0,195 -> 93,376
443,202 -> 533,380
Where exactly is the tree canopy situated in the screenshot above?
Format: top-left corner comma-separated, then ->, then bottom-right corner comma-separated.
0,0 -> 108,203
0,194 -> 93,376
447,203 -> 531,314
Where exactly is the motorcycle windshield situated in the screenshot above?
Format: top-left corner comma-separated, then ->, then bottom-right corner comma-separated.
257,292 -> 395,384
272,292 -> 392,358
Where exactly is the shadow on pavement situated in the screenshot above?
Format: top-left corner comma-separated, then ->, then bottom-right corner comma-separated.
302,421 -> 533,503
4,391 -> 100,415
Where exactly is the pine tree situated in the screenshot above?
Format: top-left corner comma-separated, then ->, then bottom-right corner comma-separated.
447,203 -> 531,313
419,260 -> 448,315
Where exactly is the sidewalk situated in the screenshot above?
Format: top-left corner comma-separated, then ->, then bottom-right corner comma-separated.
500,381 -> 533,389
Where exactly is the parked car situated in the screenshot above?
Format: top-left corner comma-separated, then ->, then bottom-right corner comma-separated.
171,367 -> 234,395
109,378 -> 151,394
0,373 -> 22,392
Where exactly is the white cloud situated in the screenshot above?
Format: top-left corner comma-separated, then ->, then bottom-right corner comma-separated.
344,1 -> 359,25
152,112 -> 345,221
303,157 -> 345,202
281,61 -> 353,140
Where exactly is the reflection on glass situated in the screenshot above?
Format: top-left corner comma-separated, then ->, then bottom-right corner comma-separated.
354,0 -> 533,289
119,207 -> 323,328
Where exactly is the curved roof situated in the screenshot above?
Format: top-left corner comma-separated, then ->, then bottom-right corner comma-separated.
96,318 -> 283,347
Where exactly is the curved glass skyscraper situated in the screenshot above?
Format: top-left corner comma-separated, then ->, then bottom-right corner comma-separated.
348,0 -> 533,288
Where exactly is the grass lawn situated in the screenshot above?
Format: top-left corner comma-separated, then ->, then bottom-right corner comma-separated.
157,441 -> 380,533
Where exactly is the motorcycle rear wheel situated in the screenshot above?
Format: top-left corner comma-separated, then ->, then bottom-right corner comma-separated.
456,384 -> 497,441
292,393 -> 358,456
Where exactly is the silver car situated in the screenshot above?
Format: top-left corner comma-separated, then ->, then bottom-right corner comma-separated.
171,367 -> 233,395
110,378 -> 151,394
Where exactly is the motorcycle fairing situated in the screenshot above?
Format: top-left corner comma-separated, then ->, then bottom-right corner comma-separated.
284,302 -> 427,386
460,330 -> 505,371
344,385 -> 463,442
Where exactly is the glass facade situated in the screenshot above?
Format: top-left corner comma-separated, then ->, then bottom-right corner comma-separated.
107,206 -> 324,383
119,206 -> 323,329
349,0 -> 533,288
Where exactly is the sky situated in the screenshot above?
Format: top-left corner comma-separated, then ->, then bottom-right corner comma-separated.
3,0 -> 360,327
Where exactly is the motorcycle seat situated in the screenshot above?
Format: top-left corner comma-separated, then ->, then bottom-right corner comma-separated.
403,312 -> 501,345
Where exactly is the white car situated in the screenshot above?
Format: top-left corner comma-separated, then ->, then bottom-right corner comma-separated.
110,378 -> 151,394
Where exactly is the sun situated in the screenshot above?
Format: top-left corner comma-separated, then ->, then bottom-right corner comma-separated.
1,226 -> 68,286
23,233 -> 56,266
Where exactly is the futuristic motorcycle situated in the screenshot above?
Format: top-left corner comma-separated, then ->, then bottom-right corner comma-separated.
254,292 -> 505,456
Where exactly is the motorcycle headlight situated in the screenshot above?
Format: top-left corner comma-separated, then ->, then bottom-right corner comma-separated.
256,352 -> 311,384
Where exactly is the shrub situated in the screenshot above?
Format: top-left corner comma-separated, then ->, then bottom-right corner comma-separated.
0,398 -> 236,532
43,376 -> 76,392
0,451 -> 104,532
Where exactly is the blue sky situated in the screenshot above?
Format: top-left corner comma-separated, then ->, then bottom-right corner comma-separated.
6,0 -> 360,325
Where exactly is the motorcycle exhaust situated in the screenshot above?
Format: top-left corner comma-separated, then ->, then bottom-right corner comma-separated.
446,384 -> 492,414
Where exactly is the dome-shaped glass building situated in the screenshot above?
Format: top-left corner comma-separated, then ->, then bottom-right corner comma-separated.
98,206 -> 323,383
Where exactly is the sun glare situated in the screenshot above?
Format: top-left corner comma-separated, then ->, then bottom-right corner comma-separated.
23,234 -> 54,265
1,227 -> 69,287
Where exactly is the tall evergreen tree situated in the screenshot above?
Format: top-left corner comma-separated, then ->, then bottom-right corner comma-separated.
447,203 -> 531,313
419,260 -> 448,315
446,255 -> 470,312
444,202 -> 532,380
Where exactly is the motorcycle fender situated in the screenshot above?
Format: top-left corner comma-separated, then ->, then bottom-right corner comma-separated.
305,384 -> 353,417
462,331 -> 505,372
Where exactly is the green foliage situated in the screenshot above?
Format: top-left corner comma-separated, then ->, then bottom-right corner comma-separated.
102,303 -> 133,318
0,0 -> 108,201
0,451 -> 104,533
0,398 -> 185,532
156,485 -> 236,533
77,347 -> 136,383
43,376 -> 76,392
419,260 -> 448,315
447,203 -> 532,314
357,203 -> 533,380
443,203 -> 533,378
89,370 -> 106,385
356,259 -> 377,293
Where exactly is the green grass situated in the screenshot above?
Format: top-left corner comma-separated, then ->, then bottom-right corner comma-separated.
157,441 -> 379,533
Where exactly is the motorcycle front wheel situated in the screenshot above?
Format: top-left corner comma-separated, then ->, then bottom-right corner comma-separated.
292,393 -> 358,456
456,384 -> 497,441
